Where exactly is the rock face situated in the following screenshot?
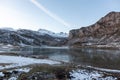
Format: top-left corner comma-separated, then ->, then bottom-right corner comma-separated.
68,12 -> 120,48
0,29 -> 68,46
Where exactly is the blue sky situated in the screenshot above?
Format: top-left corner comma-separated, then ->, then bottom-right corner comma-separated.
0,0 -> 120,32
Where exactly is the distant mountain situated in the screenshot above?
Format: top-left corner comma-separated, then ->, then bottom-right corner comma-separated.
38,29 -> 68,38
68,12 -> 120,48
0,28 -> 68,46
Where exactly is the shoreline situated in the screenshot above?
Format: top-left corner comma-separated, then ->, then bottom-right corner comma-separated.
70,45 -> 120,50
0,53 -> 119,80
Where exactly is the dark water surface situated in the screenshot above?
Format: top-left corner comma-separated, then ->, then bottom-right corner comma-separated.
10,47 -> 120,70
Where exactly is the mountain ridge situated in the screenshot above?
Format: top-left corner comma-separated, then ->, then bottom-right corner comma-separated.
0,28 -> 68,46
68,11 -> 120,48
38,29 -> 68,38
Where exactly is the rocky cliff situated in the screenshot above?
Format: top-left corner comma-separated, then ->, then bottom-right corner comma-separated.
68,12 -> 120,48
0,29 -> 68,46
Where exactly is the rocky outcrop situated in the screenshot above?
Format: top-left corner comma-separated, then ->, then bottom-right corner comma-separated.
68,12 -> 120,48
0,29 -> 68,46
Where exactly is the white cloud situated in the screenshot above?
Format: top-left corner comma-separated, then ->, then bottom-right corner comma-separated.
30,0 -> 70,27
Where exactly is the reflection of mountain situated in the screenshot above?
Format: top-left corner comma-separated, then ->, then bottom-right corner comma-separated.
69,48 -> 120,69
11,47 -> 120,69
0,29 -> 68,46
11,47 -> 73,62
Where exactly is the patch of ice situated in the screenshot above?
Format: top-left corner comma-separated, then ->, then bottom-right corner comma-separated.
42,46 -> 69,49
0,55 -> 60,70
87,66 -> 120,73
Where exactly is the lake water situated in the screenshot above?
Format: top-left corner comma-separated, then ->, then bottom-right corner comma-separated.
10,47 -> 120,70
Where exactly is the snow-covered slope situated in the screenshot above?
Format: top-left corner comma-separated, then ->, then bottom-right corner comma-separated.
0,27 -> 15,31
0,55 -> 60,70
0,28 -> 68,46
38,29 -> 68,38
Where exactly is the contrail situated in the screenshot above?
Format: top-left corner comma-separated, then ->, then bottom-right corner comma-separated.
30,0 -> 70,27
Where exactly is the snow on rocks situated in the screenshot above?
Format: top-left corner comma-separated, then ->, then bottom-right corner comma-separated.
0,72 -> 4,77
0,55 -> 60,70
14,68 -> 31,73
38,29 -> 68,38
70,69 -> 117,80
8,77 -> 17,80
0,67 -> 31,80
87,66 -> 120,73
0,44 -> 14,50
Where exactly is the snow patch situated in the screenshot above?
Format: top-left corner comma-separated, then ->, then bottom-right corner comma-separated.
14,68 -> 31,73
38,29 -> 68,38
87,66 -> 120,73
0,55 -> 60,70
0,72 -> 4,77
70,69 -> 117,80
8,77 -> 17,80
0,44 -> 14,49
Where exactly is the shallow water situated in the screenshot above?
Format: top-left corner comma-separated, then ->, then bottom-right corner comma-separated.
9,47 -> 120,70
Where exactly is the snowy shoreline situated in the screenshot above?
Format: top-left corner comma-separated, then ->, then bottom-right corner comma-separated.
0,54 -> 119,80
0,50 -> 120,80
0,55 -> 60,70
87,66 -> 120,73
0,54 -> 120,73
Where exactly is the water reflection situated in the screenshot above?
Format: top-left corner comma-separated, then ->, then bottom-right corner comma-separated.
11,47 -> 120,69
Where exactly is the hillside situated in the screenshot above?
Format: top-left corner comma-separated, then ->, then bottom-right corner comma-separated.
0,28 -> 68,46
68,12 -> 120,48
